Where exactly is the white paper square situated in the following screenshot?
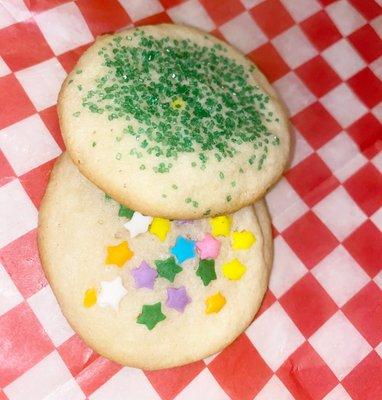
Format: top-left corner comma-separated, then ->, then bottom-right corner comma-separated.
272,26 -> 317,69
371,208 -> 382,232
274,72 -> 315,116
0,114 -> 61,176
255,375 -> 294,400
240,0 -> 265,9
309,311 -> 371,379
4,351 -> 77,400
35,2 -> 93,55
167,0 -> 215,32
371,15 -> 382,38
247,302 -> 305,371
374,270 -> 382,291
0,56 -> 11,77
0,180 -> 38,248
313,186 -> 367,241
176,369 -> 230,400
326,0 -> 366,36
220,12 -> 267,54
0,0 -> 31,29
268,236 -> 307,298
15,58 -> 67,111
266,178 -> 309,232
320,84 -> 367,128
118,0 -> 164,22
279,0 -> 321,23
322,39 -> 366,80
312,245 -> 370,307
370,56 -> 382,81
0,262 -> 23,316
290,128 -> 314,168
44,379 -> 85,400
318,132 -> 367,182
90,367 -> 160,400
28,286 -> 74,347
323,384 -> 352,400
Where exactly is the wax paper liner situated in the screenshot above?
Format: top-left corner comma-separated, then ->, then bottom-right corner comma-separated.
0,0 -> 381,399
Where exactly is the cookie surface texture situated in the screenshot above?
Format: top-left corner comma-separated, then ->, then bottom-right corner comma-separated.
58,23 -> 290,219
38,154 -> 273,369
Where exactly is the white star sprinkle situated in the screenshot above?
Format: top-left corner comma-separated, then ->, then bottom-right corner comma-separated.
124,211 -> 153,238
97,276 -> 127,310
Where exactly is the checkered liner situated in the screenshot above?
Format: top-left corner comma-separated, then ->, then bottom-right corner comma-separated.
0,0 -> 381,399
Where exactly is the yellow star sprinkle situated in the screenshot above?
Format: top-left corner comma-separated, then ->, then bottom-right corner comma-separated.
222,259 -> 246,280
105,241 -> 133,267
171,97 -> 185,110
149,217 -> 171,241
209,215 -> 232,237
83,288 -> 97,308
205,292 -> 226,314
232,230 -> 256,250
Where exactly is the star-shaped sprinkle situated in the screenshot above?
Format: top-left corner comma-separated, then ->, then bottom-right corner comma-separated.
118,204 -> 134,219
196,234 -> 221,259
131,261 -> 157,289
97,277 -> 127,309
205,292 -> 226,314
137,302 -> 166,330
196,259 -> 217,286
155,257 -> 182,282
124,211 -> 153,238
149,217 -> 171,241
232,230 -> 256,250
222,259 -> 246,280
170,236 -> 196,263
210,215 -> 232,237
166,286 -> 191,312
83,288 -> 97,308
105,241 -> 133,267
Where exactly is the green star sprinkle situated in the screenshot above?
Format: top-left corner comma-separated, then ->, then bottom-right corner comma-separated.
155,256 -> 182,282
118,204 -> 134,219
196,259 -> 217,286
137,302 -> 166,330
104,193 -> 112,201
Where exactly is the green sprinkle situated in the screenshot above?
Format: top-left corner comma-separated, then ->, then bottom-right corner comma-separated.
139,164 -> 146,170
77,84 -> 82,91
171,184 -> 178,189
68,79 -> 73,85
92,141 -> 96,147
185,197 -> 191,204
76,69 -> 82,74
203,209 -> 211,216
231,181 -> 236,187
219,171 -> 225,180
118,204 -> 134,218
192,201 -> 199,208
116,152 -> 122,160
239,167 -> 244,173
80,32 -> 279,171
73,111 -> 80,117
226,195 -> 232,202
104,193 -> 111,201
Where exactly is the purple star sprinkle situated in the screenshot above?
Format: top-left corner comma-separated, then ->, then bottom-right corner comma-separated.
131,261 -> 158,289
175,220 -> 192,226
166,286 -> 191,312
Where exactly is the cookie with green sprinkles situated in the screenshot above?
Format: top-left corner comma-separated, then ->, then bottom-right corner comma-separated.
59,24 -> 290,219
39,154 -> 273,370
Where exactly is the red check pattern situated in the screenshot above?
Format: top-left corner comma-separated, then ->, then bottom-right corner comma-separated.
0,1 -> 381,399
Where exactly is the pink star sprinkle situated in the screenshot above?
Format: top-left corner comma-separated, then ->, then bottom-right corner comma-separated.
196,234 -> 221,259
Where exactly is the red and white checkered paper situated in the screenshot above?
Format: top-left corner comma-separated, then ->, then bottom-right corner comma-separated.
0,0 -> 381,399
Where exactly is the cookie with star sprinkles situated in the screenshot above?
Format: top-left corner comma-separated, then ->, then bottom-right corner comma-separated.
58,23 -> 290,220
38,154 -> 273,369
